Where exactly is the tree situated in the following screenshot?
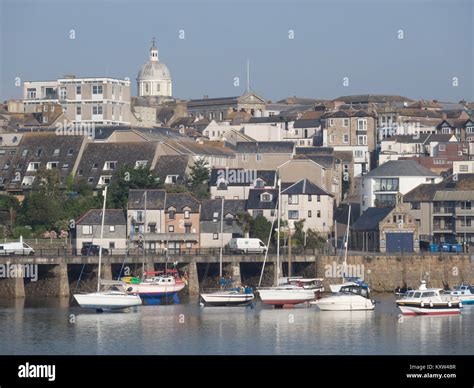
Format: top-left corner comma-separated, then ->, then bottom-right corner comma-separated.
250,214 -> 272,244
293,219 -> 306,246
188,158 -> 210,199
305,229 -> 327,249
107,165 -> 162,209
18,168 -> 64,230
236,212 -> 253,237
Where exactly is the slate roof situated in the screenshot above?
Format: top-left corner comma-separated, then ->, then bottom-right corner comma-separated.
293,119 -> 321,128
235,141 -> 294,154
247,188 -> 278,210
77,209 -> 126,225
154,155 -> 190,184
404,174 -> 474,202
200,199 -> 247,220
165,192 -> 200,212
281,178 -> 332,196
77,142 -> 157,187
209,168 -> 276,186
128,189 -> 166,210
248,115 -> 297,124
352,207 -> 394,231
364,160 -> 439,178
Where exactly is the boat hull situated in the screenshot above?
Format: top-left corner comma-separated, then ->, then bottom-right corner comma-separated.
258,288 -> 317,306
312,295 -> 374,311
397,302 -> 461,316
200,292 -> 254,306
127,282 -> 186,300
74,292 -> 142,311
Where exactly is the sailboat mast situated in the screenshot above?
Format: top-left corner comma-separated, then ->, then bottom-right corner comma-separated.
276,178 -> 281,286
219,197 -> 224,278
97,186 -> 108,292
142,190 -> 147,276
343,204 -> 351,284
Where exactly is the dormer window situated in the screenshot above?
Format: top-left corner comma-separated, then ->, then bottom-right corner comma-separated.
67,149 -> 74,156
168,208 -> 176,220
22,176 -> 35,186
261,193 -> 272,202
98,175 -> 112,186
92,163 -> 99,169
213,212 -> 219,222
135,160 -> 148,168
184,210 -> 190,219
27,162 -> 40,172
46,162 -> 59,170
165,175 -> 178,184
35,148 -> 43,157
53,149 -> 60,156
104,161 -> 117,171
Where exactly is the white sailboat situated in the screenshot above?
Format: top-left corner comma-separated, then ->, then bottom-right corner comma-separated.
329,204 -> 369,293
257,178 -> 323,307
73,186 -> 142,312
200,197 -> 255,306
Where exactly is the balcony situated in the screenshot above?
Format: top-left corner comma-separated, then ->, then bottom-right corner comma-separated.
433,207 -> 455,216
433,223 -> 455,233
374,185 -> 399,192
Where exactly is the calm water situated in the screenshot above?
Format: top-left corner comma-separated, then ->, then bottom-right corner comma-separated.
0,295 -> 472,355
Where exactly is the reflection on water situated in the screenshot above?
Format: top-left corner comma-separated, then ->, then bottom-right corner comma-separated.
0,295 -> 473,355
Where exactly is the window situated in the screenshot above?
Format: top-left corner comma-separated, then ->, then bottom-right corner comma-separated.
411,202 -> 420,210
99,176 -> 111,185
261,193 -> 272,202
288,195 -> 299,205
76,85 -> 81,95
27,88 -> 36,99
109,242 -> 115,249
354,150 -> 364,158
308,210 -> 312,218
27,162 -> 40,171
212,212 -> 219,222
53,148 -> 60,156
104,161 -> 117,171
109,225 -> 115,232
329,118 -> 334,127
256,154 -> 262,161
330,134 -> 335,143
92,85 -> 103,95
46,162 -> 59,169
308,195 -> 312,202
439,144 -> 446,152
343,118 -> 349,127
343,134 -> 349,143
135,160 -> 148,169
317,210 -> 321,218
288,210 -> 299,219
461,201 -> 472,210
59,87 -> 67,99
168,225 -> 174,233
68,149 -> 74,156
92,106 -> 103,115
169,210 -> 175,219
357,135 -> 367,145
22,149 -> 28,157
36,148 -> 43,157
459,165 -> 469,172
213,233 -> 219,240
82,225 -> 93,235
254,179 -> 265,188
184,210 -> 190,219
357,119 -> 367,131
92,163 -> 99,169
317,195 -> 321,202
76,106 -> 81,115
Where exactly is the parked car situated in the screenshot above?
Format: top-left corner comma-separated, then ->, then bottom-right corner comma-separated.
0,242 -> 35,256
228,238 -> 267,254
81,244 -> 109,256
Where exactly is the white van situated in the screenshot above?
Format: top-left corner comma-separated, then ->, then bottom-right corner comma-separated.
0,241 -> 35,256
229,238 -> 267,254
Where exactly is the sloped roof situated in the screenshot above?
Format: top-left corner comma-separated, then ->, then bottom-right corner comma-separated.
128,189 -> 166,210
77,209 -> 126,225
247,188 -> 278,210
235,141 -> 294,153
200,199 -> 247,220
209,168 -> 276,186
281,178 -> 332,196
165,192 -> 200,212
154,155 -> 190,183
352,207 -> 393,231
364,160 -> 439,178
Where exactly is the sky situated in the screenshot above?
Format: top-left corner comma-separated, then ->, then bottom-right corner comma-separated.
0,0 -> 473,102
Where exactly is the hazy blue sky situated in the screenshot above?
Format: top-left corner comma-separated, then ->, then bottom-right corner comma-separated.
0,0 -> 472,102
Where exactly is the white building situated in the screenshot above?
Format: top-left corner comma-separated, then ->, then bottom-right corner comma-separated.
361,160 -> 443,213
453,160 -> 474,174
137,39 -> 172,99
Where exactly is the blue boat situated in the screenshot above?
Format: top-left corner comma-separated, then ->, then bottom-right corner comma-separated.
448,284 -> 474,305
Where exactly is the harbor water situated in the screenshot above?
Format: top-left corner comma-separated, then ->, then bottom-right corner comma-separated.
0,294 -> 472,355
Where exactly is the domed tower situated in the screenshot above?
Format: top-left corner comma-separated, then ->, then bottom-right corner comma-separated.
137,38 -> 172,98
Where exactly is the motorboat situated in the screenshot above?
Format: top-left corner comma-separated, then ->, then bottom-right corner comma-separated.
257,277 -> 324,307
311,284 -> 375,311
74,280 -> 142,312
330,277 -> 370,293
122,269 -> 187,305
446,284 -> 474,305
396,281 -> 462,316
200,286 -> 255,306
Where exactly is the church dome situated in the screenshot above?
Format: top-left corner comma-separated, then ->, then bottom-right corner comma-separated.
137,60 -> 171,81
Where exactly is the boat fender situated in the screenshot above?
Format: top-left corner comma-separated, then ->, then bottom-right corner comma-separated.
448,301 -> 452,307
420,302 -> 424,308
429,301 -> 433,308
459,301 -> 462,308
127,287 -> 133,293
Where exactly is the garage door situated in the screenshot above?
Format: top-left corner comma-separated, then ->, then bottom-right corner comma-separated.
386,232 -> 414,253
